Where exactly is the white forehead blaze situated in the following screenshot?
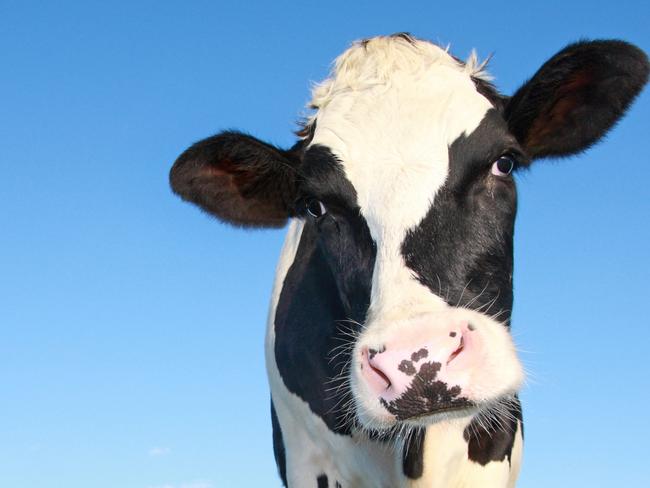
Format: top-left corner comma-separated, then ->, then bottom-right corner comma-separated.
308,36 -> 494,320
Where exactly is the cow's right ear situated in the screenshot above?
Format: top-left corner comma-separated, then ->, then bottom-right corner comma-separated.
169,131 -> 301,228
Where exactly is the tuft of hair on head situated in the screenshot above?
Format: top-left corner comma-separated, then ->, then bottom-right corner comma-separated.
464,49 -> 493,81
299,33 -> 494,137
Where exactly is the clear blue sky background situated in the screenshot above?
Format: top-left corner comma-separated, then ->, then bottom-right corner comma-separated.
1,1 -> 648,487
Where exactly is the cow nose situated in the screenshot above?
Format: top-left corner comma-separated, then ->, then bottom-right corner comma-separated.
359,321 -> 473,403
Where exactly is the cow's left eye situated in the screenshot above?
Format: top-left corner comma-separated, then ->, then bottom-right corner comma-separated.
306,199 -> 327,219
491,155 -> 515,177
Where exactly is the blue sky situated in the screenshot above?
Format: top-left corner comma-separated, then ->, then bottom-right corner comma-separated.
1,1 -> 648,487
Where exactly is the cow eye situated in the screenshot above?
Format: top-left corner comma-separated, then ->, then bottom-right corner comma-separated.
491,155 -> 516,177
305,199 -> 327,219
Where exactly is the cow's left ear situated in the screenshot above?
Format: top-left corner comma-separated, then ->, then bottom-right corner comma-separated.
504,40 -> 649,160
170,131 -> 301,228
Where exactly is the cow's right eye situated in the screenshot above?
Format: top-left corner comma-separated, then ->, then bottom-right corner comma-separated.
306,199 -> 327,219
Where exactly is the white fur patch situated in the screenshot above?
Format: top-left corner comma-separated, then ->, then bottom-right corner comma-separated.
308,36 -> 494,322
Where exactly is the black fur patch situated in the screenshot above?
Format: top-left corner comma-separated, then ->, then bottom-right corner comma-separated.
464,398 -> 523,465
271,401 -> 288,486
402,109 -> 519,320
402,428 -> 426,479
317,474 -> 328,488
273,146 -> 376,435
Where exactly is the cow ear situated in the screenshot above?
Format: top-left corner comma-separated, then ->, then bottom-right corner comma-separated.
504,40 -> 649,160
169,131 -> 301,228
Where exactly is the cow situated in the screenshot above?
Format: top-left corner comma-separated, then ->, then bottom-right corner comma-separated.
169,34 -> 648,487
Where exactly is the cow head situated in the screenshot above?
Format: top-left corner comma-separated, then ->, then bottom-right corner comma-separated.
170,35 -> 648,434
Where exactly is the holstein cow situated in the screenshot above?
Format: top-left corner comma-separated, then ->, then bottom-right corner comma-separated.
170,34 -> 648,487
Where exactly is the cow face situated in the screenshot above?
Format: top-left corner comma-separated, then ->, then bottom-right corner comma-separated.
170,35 -> 648,434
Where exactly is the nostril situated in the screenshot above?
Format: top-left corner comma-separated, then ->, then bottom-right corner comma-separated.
368,359 -> 392,390
447,335 -> 464,365
362,347 -> 392,391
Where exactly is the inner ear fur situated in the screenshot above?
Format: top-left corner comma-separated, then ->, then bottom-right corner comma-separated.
505,40 -> 649,160
169,131 -> 301,228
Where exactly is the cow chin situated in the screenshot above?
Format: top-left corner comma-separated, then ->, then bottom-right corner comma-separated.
349,309 -> 525,432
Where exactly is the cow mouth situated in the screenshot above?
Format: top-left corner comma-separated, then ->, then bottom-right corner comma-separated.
354,400 -> 480,437
391,400 -> 479,425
